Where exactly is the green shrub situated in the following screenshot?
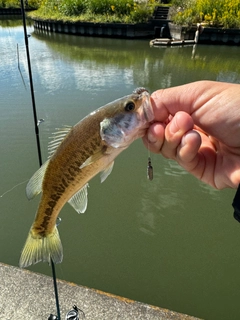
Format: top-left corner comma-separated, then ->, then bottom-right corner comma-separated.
171,0 -> 240,28
59,0 -> 87,16
28,0 -> 156,23
130,1 -> 153,23
0,0 -> 42,8
87,0 -> 134,16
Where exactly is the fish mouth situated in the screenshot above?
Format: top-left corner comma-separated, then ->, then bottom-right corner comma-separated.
138,91 -> 154,125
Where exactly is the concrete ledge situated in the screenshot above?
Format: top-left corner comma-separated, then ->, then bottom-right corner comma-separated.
168,22 -> 240,45
0,262 -> 201,319
199,26 -> 240,44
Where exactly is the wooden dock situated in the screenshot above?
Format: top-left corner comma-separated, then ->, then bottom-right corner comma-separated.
150,38 -> 196,47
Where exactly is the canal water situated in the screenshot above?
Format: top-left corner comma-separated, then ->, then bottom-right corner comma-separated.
1,18 -> 240,320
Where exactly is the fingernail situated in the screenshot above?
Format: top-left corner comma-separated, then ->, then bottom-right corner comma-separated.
181,135 -> 187,147
147,131 -> 157,144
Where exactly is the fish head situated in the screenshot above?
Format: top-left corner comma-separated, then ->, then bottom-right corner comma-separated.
100,88 -> 153,148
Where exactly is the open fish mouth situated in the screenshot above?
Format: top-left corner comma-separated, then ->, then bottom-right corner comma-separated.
137,89 -> 154,125
133,87 -> 149,95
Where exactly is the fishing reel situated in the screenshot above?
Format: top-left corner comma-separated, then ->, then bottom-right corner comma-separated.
66,305 -> 85,320
48,305 -> 85,320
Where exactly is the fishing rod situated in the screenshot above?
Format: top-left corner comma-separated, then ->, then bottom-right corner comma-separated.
19,1 -> 60,319
20,0 -> 42,167
19,4 -> 86,319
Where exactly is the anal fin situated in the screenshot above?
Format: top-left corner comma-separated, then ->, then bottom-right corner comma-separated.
68,183 -> 89,214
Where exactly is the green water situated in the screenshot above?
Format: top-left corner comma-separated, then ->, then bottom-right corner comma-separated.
1,18 -> 240,319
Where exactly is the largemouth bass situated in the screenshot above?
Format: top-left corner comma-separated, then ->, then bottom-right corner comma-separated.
19,88 -> 153,268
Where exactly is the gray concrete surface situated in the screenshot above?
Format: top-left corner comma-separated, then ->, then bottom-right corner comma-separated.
0,262 -> 201,319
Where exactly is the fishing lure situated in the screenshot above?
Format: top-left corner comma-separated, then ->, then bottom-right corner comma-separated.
147,156 -> 153,181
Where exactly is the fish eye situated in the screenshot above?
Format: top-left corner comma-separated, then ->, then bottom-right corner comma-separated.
125,101 -> 135,112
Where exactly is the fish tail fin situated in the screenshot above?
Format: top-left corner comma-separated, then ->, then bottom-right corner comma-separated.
19,226 -> 63,268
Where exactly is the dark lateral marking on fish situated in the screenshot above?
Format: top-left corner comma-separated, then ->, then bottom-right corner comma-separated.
45,208 -> 53,217
64,173 -> 75,182
32,199 -> 58,236
78,151 -> 87,161
62,178 -> 69,188
38,201 -> 57,233
83,146 -> 91,155
53,185 -> 65,194
45,208 -> 53,216
34,226 -> 45,234
33,227 -> 46,237
50,194 -> 60,201
70,164 -> 79,172
67,165 -> 79,177
48,200 -> 56,208
75,160 -> 82,168
39,215 -> 52,235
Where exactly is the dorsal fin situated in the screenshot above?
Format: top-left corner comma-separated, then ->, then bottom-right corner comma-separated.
48,125 -> 72,158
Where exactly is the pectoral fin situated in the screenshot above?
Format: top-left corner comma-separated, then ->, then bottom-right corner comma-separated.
100,161 -> 114,183
80,148 -> 106,169
26,160 -> 50,200
68,183 -> 89,213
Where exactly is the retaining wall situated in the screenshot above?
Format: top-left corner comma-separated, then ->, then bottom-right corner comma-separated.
33,19 -> 155,39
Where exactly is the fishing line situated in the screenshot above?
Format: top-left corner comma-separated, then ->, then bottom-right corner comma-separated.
17,43 -> 27,89
20,1 -> 61,319
0,180 -> 28,198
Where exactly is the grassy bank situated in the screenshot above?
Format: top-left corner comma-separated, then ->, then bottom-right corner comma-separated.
0,0 -> 40,9
28,0 -> 156,24
171,0 -> 240,29
2,0 -> 239,29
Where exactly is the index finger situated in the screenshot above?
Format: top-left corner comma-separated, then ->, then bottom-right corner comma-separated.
151,80 -> 229,125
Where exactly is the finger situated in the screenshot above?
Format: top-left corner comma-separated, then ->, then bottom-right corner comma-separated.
150,81 -> 236,137
142,122 -> 165,153
177,130 -> 202,173
177,131 -> 219,187
150,82 -> 205,122
161,111 -> 195,159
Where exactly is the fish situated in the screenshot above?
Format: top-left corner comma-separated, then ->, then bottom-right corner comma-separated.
19,88 -> 153,268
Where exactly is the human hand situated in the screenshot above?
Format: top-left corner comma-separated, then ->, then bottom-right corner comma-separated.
143,81 -> 240,189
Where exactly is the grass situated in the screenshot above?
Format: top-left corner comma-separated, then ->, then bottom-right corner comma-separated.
3,0 -> 239,28
27,0 -> 157,24
170,0 -> 240,29
0,0 -> 40,9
